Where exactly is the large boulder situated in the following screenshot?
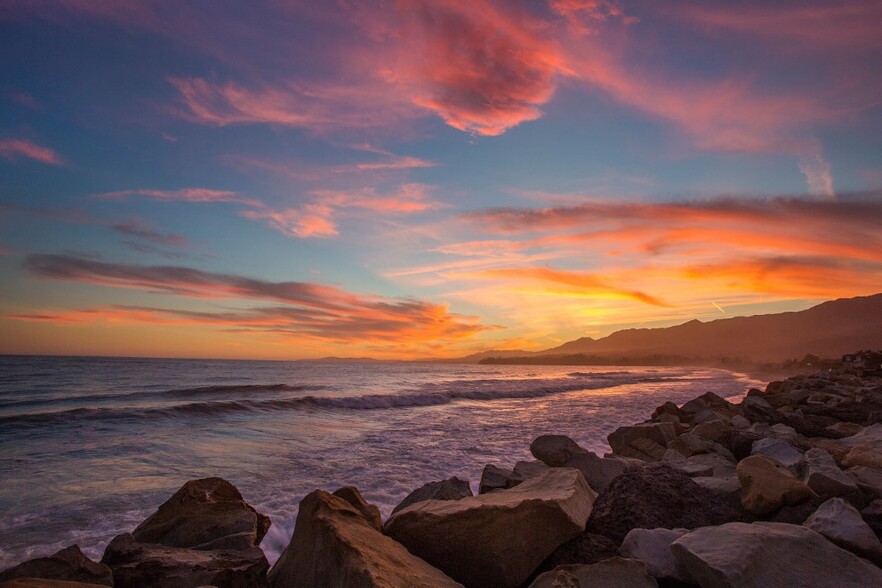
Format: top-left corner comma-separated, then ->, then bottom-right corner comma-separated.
385,468 -> 596,588
737,455 -> 816,516
671,522 -> 882,587
608,423 -> 677,455
619,527 -> 688,581
391,477 -> 472,516
804,498 -> 882,564
801,447 -> 858,498
0,546 -> 112,586
268,490 -> 460,588
132,477 -> 271,550
528,558 -> 658,588
530,435 -> 586,466
586,464 -> 740,544
333,486 -> 383,530
102,533 -> 269,588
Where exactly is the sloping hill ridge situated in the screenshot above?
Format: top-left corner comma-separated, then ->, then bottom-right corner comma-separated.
477,293 -> 882,363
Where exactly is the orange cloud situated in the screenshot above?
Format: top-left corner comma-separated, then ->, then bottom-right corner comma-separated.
18,255 -> 488,348
0,138 -> 64,165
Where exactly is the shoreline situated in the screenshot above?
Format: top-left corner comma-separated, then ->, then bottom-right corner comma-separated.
2,368 -> 881,586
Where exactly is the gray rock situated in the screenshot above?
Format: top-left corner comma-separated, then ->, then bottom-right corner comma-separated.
804,498 -> 882,564
750,437 -> 804,471
693,475 -> 742,498
847,465 -> 882,498
391,477 -> 472,516
385,468 -> 596,588
529,558 -> 658,588
731,415 -> 750,429
671,522 -> 882,587
619,528 -> 688,580
479,464 -> 517,494
801,448 -> 858,498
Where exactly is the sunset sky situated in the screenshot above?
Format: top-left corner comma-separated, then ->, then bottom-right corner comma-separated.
1,0 -> 881,359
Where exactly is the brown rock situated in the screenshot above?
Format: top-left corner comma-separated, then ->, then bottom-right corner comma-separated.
385,468 -> 596,588
528,558 -> 658,588
667,433 -> 735,461
390,477 -> 472,517
692,419 -> 732,442
0,546 -> 112,587
102,533 -> 269,588
333,486 -> 383,530
737,455 -> 817,516
268,490 -> 460,588
479,464 -> 518,494
530,435 -> 586,466
843,445 -> 882,469
617,437 -> 667,462
132,477 -> 270,551
608,423 -> 677,455
586,463 -> 740,544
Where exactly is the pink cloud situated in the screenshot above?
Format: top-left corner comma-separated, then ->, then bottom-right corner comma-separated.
0,138 -> 63,165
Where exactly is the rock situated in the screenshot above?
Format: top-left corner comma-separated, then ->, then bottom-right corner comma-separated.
767,496 -> 825,526
652,401 -> 688,421
804,498 -> 882,564
671,522 -> 882,587
608,423 -> 677,455
828,422 -> 864,436
385,468 -> 596,588
479,464 -> 517,494
390,477 -> 472,516
717,430 -> 763,461
333,486 -> 383,530
843,445 -> 882,469
667,433 -> 735,461
513,460 -> 551,479
619,528 -> 688,581
530,435 -> 586,466
848,465 -> 882,498
805,437 -> 850,464
0,546 -> 112,586
528,558 -> 658,588
693,475 -> 742,498
538,533 -> 619,570
132,477 -> 271,551
692,419 -> 731,442
769,423 -> 800,443
801,447 -> 858,498
268,490 -> 460,588
586,463 -> 739,544
862,500 -> 882,541
617,437 -> 667,462
687,453 -> 736,478
102,533 -> 269,588
730,415 -> 750,429
555,451 -> 635,493
740,395 -> 782,424
0,581 -> 109,588
681,392 -> 735,416
737,455 -> 816,516
750,437 -> 804,471
690,409 -> 724,425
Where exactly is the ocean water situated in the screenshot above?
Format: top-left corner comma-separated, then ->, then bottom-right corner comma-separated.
0,355 -> 763,569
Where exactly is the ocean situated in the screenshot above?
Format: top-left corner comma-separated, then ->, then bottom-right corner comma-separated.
0,355 -> 763,569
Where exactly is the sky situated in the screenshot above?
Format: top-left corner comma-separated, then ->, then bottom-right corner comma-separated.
0,0 -> 881,360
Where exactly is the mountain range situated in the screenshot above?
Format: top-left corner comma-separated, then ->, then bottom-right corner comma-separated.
449,293 -> 882,364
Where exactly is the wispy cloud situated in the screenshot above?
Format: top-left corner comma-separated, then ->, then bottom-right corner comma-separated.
18,254 -> 488,346
95,187 -> 263,207
0,138 -> 64,165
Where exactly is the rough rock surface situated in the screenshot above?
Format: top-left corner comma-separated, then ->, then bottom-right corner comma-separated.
804,498 -> 882,564
671,522 -> 882,587
801,447 -> 858,497
608,423 -> 677,455
530,435 -> 586,466
750,438 -> 804,471
391,477 -> 472,516
537,533 -> 619,571
102,533 -> 269,588
0,546 -> 112,587
333,486 -> 383,530
132,477 -> 271,550
737,455 -> 816,515
619,527 -> 688,581
531,436 -> 635,492
586,463 -> 739,544
479,464 -> 517,493
268,490 -> 460,588
617,437 -> 667,462
847,465 -> 882,497
528,558 -> 658,588
385,468 -> 596,588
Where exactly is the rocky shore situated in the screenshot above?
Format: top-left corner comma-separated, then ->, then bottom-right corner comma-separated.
3,369 -> 882,587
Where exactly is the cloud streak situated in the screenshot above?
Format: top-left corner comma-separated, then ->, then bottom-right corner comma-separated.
0,138 -> 64,165
96,187 -> 263,207
19,254 -> 488,346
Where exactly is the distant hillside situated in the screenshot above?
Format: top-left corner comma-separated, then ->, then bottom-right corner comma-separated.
459,293 -> 882,364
